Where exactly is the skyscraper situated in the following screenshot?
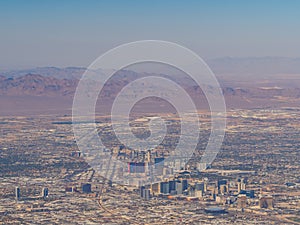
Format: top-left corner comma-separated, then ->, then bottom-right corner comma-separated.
143,189 -> 151,200
140,186 -> 145,198
128,162 -> 146,173
168,180 -> 176,193
146,150 -> 152,163
42,187 -> 49,199
15,187 -> 20,201
195,182 -> 205,192
182,180 -> 188,191
204,178 -> 208,192
237,179 -> 242,193
154,157 -> 164,175
151,183 -> 160,195
219,184 -> 229,195
241,179 -> 246,191
82,183 -> 92,193
160,182 -> 170,194
176,182 -> 183,195
217,180 -> 227,190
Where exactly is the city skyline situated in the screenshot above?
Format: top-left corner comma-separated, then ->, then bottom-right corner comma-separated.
0,1 -> 299,224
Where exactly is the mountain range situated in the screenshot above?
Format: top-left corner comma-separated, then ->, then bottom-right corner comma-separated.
0,57 -> 299,116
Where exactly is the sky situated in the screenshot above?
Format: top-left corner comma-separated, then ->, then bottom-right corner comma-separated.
0,0 -> 300,69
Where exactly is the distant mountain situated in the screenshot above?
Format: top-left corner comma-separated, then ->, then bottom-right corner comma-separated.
2,57 -> 300,80
0,68 -> 299,115
0,72 -> 299,100
207,57 -> 300,77
0,74 -> 78,97
0,67 -> 87,79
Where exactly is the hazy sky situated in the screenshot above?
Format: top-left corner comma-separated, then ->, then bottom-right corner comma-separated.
0,0 -> 300,69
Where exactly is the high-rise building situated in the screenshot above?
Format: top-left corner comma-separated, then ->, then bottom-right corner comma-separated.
146,150 -> 151,162
204,179 -> 208,192
195,182 -> 205,192
140,186 -> 145,198
154,157 -> 164,175
168,180 -> 176,193
241,179 -> 246,191
151,183 -> 160,195
237,179 -> 242,193
219,184 -> 229,195
249,190 -> 255,198
128,162 -> 146,173
15,187 -> 20,201
176,182 -> 183,195
154,157 -> 164,165
163,167 -> 169,176
189,187 -> 195,197
212,187 -> 217,200
143,189 -> 151,200
217,180 -> 227,190
237,178 -> 247,192
160,182 -> 170,194
240,190 -> 255,198
42,187 -> 49,198
182,180 -> 188,191
82,183 -> 92,193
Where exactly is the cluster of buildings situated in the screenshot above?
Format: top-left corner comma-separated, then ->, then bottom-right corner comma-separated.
64,183 -> 92,194
138,174 -> 275,213
0,109 -> 299,224
15,186 -> 49,201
